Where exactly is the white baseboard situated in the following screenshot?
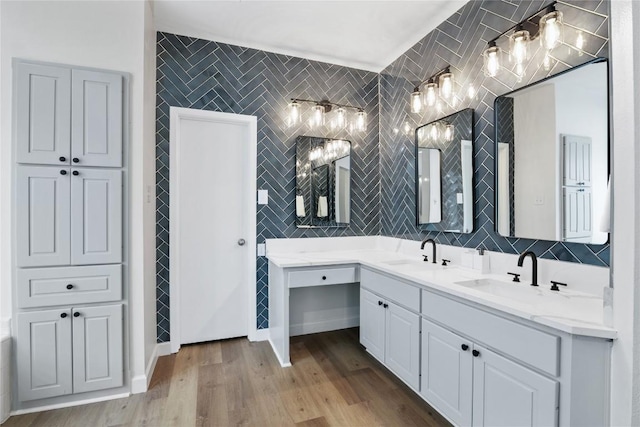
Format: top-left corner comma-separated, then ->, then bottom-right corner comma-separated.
290,316 -> 359,337
268,337 -> 292,368
10,392 -> 130,416
249,328 -> 269,342
131,342 -> 172,394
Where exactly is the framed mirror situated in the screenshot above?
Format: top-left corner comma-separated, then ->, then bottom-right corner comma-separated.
494,58 -> 609,244
295,136 -> 351,228
415,108 -> 474,233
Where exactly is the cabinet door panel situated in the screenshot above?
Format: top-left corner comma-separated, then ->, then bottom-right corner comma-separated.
16,309 -> 72,401
72,304 -> 123,393
385,302 -> 420,390
472,345 -> 558,427
359,288 -> 385,362
420,319 -> 472,426
17,166 -> 71,267
71,70 -> 122,167
16,62 -> 71,165
71,169 -> 122,264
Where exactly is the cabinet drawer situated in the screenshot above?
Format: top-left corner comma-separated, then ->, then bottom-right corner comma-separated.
361,268 -> 420,312
288,266 -> 358,288
422,290 -> 560,376
17,265 -> 122,308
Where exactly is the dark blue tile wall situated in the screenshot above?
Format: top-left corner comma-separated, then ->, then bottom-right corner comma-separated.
155,33 -> 380,342
379,0 -> 610,267
156,0 -> 611,342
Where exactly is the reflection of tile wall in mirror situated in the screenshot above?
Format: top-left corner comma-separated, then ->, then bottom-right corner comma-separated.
494,59 -> 608,245
415,108 -> 474,234
295,135 -> 351,228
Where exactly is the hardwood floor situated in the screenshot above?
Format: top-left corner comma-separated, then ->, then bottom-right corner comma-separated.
3,328 -> 450,427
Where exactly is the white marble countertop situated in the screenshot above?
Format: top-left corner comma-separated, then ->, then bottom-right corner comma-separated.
267,248 -> 617,340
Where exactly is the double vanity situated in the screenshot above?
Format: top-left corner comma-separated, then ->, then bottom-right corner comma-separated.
267,236 -> 615,427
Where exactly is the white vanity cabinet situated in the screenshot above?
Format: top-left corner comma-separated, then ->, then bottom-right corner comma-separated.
16,304 -> 123,401
15,61 -> 123,167
421,318 -> 558,427
360,268 -> 420,390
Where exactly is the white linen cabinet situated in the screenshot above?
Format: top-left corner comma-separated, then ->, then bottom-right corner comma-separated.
13,59 -> 126,406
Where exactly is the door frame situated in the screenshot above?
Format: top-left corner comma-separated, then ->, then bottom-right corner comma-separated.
169,107 -> 257,353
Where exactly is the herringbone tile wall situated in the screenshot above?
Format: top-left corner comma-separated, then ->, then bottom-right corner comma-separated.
155,33 -> 379,341
380,0 -> 610,267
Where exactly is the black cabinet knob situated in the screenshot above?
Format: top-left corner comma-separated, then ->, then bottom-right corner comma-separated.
66,284 -> 73,290
383,303 -> 389,309
72,170 -> 79,176
60,312 -> 67,318
60,170 -> 67,175
73,158 -> 80,163
73,312 -> 80,318
461,344 -> 469,351
322,276 -> 326,280
472,349 -> 480,357
378,301 -> 383,306
59,156 -> 66,162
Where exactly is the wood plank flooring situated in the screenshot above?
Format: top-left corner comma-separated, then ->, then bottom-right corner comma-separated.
3,328 -> 450,427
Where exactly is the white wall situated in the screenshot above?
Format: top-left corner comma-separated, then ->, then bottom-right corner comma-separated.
0,0 -> 156,395
513,83 -> 557,241
610,1 -> 640,425
142,0 -> 159,387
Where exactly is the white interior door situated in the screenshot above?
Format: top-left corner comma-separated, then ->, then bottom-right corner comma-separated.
171,109 -> 255,347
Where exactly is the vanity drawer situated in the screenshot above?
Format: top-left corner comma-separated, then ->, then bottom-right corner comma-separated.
288,266 -> 358,288
422,290 -> 559,376
361,268 -> 420,312
17,264 -> 122,308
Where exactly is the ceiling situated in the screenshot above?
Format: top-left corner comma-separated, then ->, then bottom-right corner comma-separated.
153,1 -> 469,73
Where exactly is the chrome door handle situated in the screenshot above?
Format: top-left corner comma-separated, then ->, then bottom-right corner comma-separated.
237,239 -> 246,246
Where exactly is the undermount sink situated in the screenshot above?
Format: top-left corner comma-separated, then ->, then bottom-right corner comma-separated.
455,278 -> 540,304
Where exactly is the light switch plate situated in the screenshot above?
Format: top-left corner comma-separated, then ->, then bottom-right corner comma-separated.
258,189 -> 268,205
257,243 -> 266,256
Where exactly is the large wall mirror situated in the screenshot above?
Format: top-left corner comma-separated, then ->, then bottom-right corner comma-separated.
296,136 -> 351,228
495,58 -> 609,244
415,108 -> 474,233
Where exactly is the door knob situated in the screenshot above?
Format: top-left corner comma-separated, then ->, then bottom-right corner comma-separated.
237,239 -> 246,246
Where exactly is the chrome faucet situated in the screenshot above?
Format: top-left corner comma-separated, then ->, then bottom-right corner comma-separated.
420,238 -> 437,264
517,251 -> 538,287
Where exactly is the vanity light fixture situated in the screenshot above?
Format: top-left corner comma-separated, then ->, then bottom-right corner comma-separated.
539,5 -> 564,50
287,98 -> 367,133
408,66 -> 455,114
483,41 -> 501,77
483,1 -> 571,80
